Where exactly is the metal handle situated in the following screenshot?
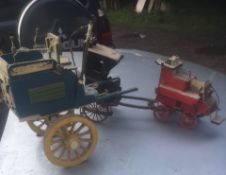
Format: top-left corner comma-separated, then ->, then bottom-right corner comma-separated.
95,87 -> 138,102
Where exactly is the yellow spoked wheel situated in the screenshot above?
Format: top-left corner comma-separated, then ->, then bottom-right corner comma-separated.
44,115 -> 98,167
27,115 -> 60,136
27,110 -> 73,136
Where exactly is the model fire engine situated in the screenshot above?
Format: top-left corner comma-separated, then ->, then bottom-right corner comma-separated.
153,56 -> 224,129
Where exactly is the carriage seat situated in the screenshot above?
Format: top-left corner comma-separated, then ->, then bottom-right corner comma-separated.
8,59 -> 56,77
1,50 -> 42,64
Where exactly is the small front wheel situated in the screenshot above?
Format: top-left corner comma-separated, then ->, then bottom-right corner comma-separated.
153,103 -> 172,123
179,113 -> 198,129
44,115 -> 98,167
80,103 -> 113,123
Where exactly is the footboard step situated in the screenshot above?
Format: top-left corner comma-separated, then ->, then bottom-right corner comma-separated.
211,115 -> 225,125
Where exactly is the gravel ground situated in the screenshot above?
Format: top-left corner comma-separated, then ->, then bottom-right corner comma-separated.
112,26 -> 226,74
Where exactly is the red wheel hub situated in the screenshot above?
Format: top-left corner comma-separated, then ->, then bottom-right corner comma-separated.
179,113 -> 198,129
153,104 -> 172,123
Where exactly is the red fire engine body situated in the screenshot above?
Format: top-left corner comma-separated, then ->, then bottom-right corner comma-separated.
154,56 -> 223,129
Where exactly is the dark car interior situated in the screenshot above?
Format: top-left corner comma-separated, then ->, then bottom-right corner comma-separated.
0,0 -> 30,51
0,0 -> 105,52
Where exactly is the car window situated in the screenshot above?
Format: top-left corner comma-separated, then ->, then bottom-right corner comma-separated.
0,0 -> 29,22
78,0 -> 89,7
78,0 -> 99,15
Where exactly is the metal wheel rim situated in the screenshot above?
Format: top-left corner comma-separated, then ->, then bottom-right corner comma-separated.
44,115 -> 98,167
80,103 -> 112,123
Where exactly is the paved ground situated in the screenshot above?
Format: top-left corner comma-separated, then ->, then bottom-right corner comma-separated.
112,26 -> 226,74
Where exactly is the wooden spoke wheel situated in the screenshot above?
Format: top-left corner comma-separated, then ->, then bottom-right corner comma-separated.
27,118 -> 49,136
153,103 -> 172,123
80,103 -> 113,123
44,115 -> 98,167
179,113 -> 198,129
27,111 -> 73,136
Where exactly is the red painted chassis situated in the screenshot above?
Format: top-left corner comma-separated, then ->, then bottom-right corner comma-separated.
153,56 -> 223,129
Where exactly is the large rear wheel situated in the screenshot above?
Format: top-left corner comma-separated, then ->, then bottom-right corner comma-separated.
44,115 -> 98,167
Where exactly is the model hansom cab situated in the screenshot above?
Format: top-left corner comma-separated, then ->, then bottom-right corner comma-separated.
154,56 -> 225,128
0,24 -> 137,167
